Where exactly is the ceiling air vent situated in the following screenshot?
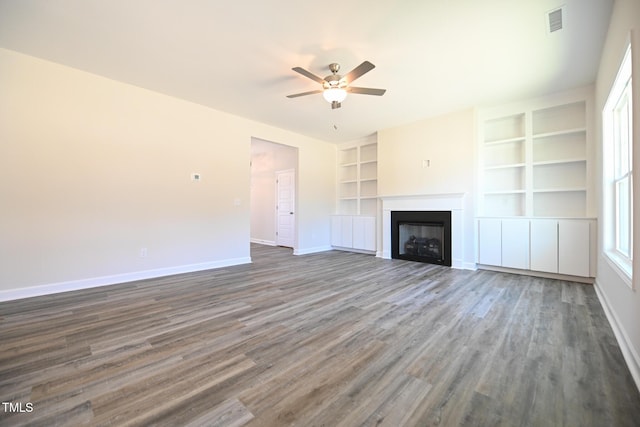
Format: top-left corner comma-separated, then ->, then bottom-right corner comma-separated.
547,6 -> 564,33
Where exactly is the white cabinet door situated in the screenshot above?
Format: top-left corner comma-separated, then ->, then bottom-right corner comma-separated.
341,216 -> 353,248
478,219 -> 502,266
353,216 -> 375,251
331,215 -> 353,248
558,220 -> 590,277
501,219 -> 530,270
530,219 -> 558,273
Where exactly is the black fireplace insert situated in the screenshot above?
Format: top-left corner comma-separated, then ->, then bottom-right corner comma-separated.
391,211 -> 452,266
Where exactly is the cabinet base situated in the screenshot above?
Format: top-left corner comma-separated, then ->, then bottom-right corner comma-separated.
476,264 -> 594,284
331,246 -> 376,255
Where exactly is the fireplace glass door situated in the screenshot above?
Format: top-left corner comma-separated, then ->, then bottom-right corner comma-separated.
399,222 -> 444,263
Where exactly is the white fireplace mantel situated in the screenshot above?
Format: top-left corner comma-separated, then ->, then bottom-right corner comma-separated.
380,193 -> 466,268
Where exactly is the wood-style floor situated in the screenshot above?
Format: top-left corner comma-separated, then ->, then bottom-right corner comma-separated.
1,244 -> 639,426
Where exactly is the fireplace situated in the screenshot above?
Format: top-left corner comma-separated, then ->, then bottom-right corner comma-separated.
391,211 -> 452,266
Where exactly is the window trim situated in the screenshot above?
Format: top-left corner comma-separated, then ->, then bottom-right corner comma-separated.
603,41 -> 633,286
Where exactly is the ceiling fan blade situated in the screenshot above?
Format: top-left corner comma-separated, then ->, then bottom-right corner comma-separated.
347,87 -> 386,96
286,89 -> 323,98
292,67 -> 325,84
344,61 -> 375,84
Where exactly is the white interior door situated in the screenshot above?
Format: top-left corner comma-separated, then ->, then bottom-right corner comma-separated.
276,169 -> 295,248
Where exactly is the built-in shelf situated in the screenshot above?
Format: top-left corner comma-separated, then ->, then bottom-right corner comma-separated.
533,187 -> 587,193
478,89 -> 591,218
335,139 -> 378,253
533,127 -> 586,139
484,136 -> 527,146
337,139 -> 378,217
533,158 -> 586,166
484,163 -> 526,170
485,190 -> 527,195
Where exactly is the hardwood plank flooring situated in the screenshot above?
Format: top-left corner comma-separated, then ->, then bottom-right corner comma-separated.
1,244 -> 639,426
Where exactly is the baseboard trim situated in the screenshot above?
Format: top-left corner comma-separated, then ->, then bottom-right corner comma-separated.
594,279 -> 640,393
462,262 -> 478,271
293,245 -> 332,256
0,257 -> 252,302
331,246 -> 376,255
250,238 -> 276,246
476,264 -> 595,284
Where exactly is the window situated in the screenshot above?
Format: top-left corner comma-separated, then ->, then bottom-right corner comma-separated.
603,43 -> 633,281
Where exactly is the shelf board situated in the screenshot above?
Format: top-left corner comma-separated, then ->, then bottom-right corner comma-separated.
532,127 -> 586,139
484,136 -> 526,146
360,195 -> 378,200
360,159 -> 378,165
533,158 -> 586,166
533,187 -> 587,193
339,196 -> 358,200
340,162 -> 358,167
484,163 -> 526,170
339,179 -> 358,184
360,177 -> 377,183
484,190 -> 526,195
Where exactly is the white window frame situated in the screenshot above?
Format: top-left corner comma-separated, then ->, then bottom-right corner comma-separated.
603,42 -> 633,285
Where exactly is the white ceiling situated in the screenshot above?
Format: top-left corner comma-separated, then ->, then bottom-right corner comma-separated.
0,0 -> 613,143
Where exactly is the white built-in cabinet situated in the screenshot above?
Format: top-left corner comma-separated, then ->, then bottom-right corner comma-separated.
331,215 -> 376,252
477,218 -> 595,278
333,137 -> 378,253
476,88 -> 596,279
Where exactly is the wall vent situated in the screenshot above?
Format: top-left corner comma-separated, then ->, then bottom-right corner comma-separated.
547,6 -> 564,33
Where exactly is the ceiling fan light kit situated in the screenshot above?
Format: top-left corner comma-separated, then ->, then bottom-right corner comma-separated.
323,88 -> 347,106
287,61 -> 386,109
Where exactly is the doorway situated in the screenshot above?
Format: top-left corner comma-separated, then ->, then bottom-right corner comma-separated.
250,138 -> 298,249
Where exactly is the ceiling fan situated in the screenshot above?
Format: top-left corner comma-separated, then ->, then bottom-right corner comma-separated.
286,61 -> 386,109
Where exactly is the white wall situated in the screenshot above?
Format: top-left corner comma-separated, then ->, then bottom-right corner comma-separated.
0,48 -> 335,298
594,0 -> 640,388
377,109 -> 476,266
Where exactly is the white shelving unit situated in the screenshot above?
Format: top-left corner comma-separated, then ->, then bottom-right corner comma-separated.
337,139 -> 378,216
334,137 -> 378,253
338,146 -> 359,215
476,88 -> 596,279
531,101 -> 588,217
478,90 -> 592,218
481,114 -> 526,217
